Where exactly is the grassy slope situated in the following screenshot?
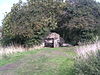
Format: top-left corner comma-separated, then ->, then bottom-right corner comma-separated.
0,47 -> 76,75
0,49 -> 42,66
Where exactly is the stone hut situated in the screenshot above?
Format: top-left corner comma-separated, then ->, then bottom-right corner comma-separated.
44,33 -> 60,48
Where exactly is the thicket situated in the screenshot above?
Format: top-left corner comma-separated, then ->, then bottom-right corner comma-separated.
74,43 -> 100,75
2,0 -> 100,46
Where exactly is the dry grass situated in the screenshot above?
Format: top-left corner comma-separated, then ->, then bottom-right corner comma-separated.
76,41 -> 100,58
0,46 -> 25,57
28,44 -> 44,51
74,41 -> 100,75
0,44 -> 44,58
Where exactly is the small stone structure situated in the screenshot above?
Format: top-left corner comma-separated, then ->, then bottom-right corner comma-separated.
44,33 -> 60,48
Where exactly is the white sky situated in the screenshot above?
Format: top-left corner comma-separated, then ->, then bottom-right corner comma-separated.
0,0 -> 27,26
0,0 -> 100,26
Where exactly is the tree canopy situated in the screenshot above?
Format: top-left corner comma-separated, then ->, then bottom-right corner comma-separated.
2,0 -> 100,46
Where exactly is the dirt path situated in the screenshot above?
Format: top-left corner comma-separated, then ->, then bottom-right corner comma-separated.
0,48 -> 75,75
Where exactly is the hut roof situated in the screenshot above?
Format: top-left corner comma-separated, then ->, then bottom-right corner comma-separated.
46,33 -> 60,39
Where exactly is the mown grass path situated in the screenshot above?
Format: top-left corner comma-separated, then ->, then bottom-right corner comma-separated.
0,47 -> 76,75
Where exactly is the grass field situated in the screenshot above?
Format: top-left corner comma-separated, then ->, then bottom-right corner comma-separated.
0,47 -> 76,75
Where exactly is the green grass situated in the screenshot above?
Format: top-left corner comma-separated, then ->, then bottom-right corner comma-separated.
0,47 -> 76,75
0,49 -> 42,66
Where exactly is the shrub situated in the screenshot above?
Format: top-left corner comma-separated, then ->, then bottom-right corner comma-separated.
2,0 -> 100,46
2,1 -> 54,46
74,42 -> 100,75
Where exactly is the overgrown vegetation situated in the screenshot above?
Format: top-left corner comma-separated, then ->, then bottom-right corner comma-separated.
2,0 -> 100,46
74,42 -> 100,75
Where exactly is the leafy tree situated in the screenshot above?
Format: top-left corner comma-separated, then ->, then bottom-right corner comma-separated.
2,0 -> 67,46
2,0 -> 100,46
55,0 -> 100,45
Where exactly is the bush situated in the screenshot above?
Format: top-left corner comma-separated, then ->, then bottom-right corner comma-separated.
2,0 -> 100,46
74,43 -> 100,75
2,1 -> 55,47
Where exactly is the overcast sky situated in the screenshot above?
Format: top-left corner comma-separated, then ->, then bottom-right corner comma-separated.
0,0 -> 100,26
0,0 -> 27,26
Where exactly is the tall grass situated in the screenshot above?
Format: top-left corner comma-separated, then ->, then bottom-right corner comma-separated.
0,44 -> 44,59
0,46 -> 26,59
74,41 -> 100,75
76,41 -> 100,58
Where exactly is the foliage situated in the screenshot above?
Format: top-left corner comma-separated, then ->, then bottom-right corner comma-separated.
75,51 -> 100,75
2,0 -> 61,46
2,0 -> 100,46
55,0 -> 100,45
74,43 -> 100,75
